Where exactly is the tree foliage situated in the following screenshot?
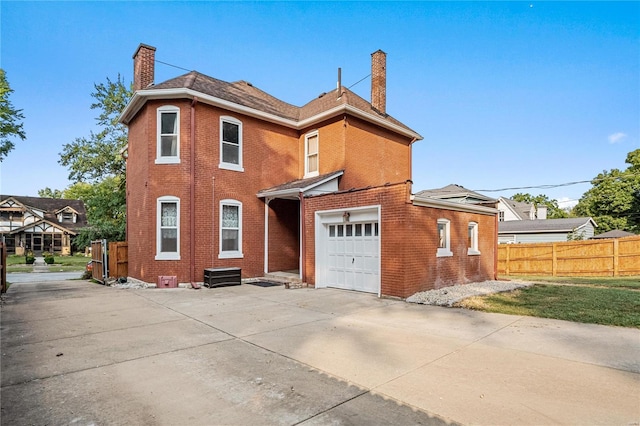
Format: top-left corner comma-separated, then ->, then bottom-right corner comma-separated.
0,69 -> 26,161
573,149 -> 640,234
38,187 -> 63,199
53,76 -> 132,249
59,75 -> 131,182
511,193 -> 568,219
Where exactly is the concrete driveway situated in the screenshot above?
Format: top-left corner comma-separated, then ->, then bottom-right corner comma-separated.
1,280 -> 638,425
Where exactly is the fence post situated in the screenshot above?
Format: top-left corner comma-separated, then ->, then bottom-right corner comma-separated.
613,239 -> 619,277
505,245 -> 510,275
552,243 -> 557,277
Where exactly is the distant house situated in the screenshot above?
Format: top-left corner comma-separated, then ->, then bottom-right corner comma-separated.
118,44 -> 499,298
498,217 -> 597,243
0,195 -> 88,255
497,197 -> 546,221
415,184 -> 497,206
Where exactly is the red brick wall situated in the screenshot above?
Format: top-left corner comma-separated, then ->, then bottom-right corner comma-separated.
127,100 -> 300,283
303,183 -> 497,298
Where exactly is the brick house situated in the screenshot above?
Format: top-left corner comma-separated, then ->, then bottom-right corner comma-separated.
119,44 -> 498,298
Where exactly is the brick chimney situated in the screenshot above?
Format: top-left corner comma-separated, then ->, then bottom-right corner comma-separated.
371,49 -> 387,115
133,43 -> 156,91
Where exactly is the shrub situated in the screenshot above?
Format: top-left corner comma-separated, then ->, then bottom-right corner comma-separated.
43,251 -> 55,264
25,250 -> 35,264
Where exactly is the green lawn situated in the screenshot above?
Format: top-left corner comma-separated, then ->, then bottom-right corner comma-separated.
6,254 -> 90,273
458,279 -> 640,328
501,275 -> 640,290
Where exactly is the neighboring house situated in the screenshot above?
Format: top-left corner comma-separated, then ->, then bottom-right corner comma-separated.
590,229 -> 636,239
415,184 -> 497,206
0,195 -> 88,255
119,44 -> 498,298
497,197 -> 546,222
498,217 -> 597,243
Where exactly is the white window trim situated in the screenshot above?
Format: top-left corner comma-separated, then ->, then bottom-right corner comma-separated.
219,116 -> 244,172
468,222 -> 481,255
437,218 -> 453,257
304,131 -> 319,178
156,105 -> 180,164
156,196 -> 180,260
219,199 -> 244,259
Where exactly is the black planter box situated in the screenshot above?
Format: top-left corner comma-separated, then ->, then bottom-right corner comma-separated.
203,267 -> 241,288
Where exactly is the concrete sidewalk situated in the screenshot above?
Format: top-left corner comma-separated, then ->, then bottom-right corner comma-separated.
1,280 -> 638,425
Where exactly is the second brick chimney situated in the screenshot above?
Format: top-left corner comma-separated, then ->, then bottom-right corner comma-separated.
371,49 -> 387,115
133,43 -> 156,91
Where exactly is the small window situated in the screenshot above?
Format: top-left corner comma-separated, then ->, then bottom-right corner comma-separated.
219,199 -> 243,258
337,225 -> 344,237
468,222 -> 480,255
498,211 -> 505,222
346,224 -> 353,237
219,117 -> 243,172
329,225 -> 336,237
364,223 -> 372,236
305,132 -> 319,177
156,196 -> 180,260
156,106 -> 180,164
355,224 -> 362,236
437,219 -> 453,257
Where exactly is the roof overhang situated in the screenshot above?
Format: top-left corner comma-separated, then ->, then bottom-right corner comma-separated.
119,88 -> 423,141
257,171 -> 344,200
411,196 -> 498,216
9,219 -> 78,236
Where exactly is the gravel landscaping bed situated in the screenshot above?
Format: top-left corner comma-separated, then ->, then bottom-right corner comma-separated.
406,280 -> 534,307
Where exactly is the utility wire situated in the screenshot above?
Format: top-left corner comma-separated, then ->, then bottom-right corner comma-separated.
155,59 -> 192,72
474,172 -> 638,193
347,74 -> 371,89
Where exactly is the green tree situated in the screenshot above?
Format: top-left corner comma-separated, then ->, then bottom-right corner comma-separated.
56,76 -> 132,248
573,149 -> 640,234
0,69 -> 26,161
38,187 -> 63,199
59,75 -> 131,182
511,193 -> 568,219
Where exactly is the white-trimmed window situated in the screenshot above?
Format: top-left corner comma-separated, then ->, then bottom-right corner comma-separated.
305,131 -> 319,177
468,222 -> 480,255
219,116 -> 243,171
156,196 -> 180,260
156,106 -> 180,164
219,199 -> 243,259
437,219 -> 453,257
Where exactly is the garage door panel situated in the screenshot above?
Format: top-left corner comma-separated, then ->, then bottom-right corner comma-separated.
323,220 -> 379,294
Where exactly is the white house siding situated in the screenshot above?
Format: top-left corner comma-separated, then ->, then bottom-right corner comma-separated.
499,233 -> 571,244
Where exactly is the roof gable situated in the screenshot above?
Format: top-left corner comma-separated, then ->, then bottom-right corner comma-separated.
415,184 -> 496,204
498,217 -> 596,234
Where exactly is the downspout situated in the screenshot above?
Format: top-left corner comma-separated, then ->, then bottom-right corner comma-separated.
190,97 -> 199,288
298,192 -> 305,282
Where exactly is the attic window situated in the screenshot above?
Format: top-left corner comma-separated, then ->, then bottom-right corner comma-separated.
60,212 -> 75,223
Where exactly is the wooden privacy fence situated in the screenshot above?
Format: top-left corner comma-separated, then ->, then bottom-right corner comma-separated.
498,235 -> 640,277
91,240 -> 128,283
108,242 -> 128,279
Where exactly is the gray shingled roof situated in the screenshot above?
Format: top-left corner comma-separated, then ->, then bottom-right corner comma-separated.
499,197 -> 534,220
257,170 -> 344,197
143,71 -> 420,137
498,217 -> 595,234
591,229 -> 636,239
415,184 -> 496,203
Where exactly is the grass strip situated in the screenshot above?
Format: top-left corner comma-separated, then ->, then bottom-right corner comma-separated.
502,275 -> 640,289
457,284 -> 640,328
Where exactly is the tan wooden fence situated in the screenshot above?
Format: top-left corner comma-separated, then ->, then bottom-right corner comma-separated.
108,242 -> 128,279
498,235 -> 640,277
91,240 -> 107,283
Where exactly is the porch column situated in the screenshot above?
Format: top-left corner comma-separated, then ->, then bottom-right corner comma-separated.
264,197 -> 272,274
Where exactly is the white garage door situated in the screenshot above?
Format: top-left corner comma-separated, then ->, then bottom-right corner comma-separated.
326,222 -> 379,293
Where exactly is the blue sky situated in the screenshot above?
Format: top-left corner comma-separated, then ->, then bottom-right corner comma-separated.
1,1 -> 638,209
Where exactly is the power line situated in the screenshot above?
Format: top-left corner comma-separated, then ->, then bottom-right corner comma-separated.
474,172 -> 638,193
347,74 -> 371,89
155,59 -> 191,72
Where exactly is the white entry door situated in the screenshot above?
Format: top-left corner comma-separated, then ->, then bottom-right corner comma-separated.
326,222 -> 379,293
